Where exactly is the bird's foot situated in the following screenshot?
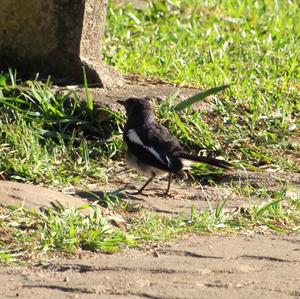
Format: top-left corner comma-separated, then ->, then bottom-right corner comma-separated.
126,190 -> 149,197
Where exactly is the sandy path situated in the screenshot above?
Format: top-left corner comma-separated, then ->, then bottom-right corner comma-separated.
1,234 -> 299,299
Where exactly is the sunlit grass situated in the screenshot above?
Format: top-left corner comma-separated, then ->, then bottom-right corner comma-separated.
104,0 -> 299,171
0,203 -> 135,262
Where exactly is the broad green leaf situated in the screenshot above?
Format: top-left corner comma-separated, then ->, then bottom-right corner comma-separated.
173,84 -> 231,112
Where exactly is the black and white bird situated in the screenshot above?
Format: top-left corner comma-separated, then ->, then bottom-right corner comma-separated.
118,97 -> 232,195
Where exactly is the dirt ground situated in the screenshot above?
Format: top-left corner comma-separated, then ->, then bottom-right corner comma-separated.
1,168 -> 299,299
1,233 -> 299,299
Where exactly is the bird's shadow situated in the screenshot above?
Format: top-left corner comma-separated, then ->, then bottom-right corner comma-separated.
75,186 -> 147,212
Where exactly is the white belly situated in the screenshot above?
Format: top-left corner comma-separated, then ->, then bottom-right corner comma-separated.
126,151 -> 166,177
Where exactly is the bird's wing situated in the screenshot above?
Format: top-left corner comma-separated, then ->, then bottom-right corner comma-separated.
124,123 -> 183,173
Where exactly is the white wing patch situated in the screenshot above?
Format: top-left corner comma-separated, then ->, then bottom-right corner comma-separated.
147,146 -> 165,165
127,129 -> 169,167
127,129 -> 143,146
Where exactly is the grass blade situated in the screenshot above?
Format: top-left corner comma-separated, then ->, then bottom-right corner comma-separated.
8,69 -> 17,88
82,67 -> 94,112
0,73 -> 7,87
255,198 -> 283,218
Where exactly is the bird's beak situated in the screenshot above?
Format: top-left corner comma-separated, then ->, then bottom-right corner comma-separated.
117,100 -> 126,105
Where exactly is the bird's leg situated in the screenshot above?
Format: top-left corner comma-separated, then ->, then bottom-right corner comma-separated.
164,173 -> 173,195
135,175 -> 155,195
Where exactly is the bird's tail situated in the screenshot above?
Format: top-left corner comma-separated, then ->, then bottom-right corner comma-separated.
178,153 -> 232,170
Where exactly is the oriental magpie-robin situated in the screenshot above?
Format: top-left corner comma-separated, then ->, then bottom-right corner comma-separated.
118,97 -> 232,195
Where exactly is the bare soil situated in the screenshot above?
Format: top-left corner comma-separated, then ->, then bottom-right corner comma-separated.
1,233 -> 299,299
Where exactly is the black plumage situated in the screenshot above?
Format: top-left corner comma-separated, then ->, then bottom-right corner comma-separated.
118,97 -> 231,195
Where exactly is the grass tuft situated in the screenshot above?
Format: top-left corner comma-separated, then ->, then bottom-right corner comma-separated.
0,204 -> 135,262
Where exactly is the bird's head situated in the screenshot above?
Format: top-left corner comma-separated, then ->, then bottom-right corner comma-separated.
117,97 -> 153,120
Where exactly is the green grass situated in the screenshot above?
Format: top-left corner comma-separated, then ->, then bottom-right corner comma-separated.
132,184 -> 300,241
0,203 -> 135,262
0,71 -> 124,187
105,1 -> 299,84
104,0 -> 299,170
1,185 -> 299,262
